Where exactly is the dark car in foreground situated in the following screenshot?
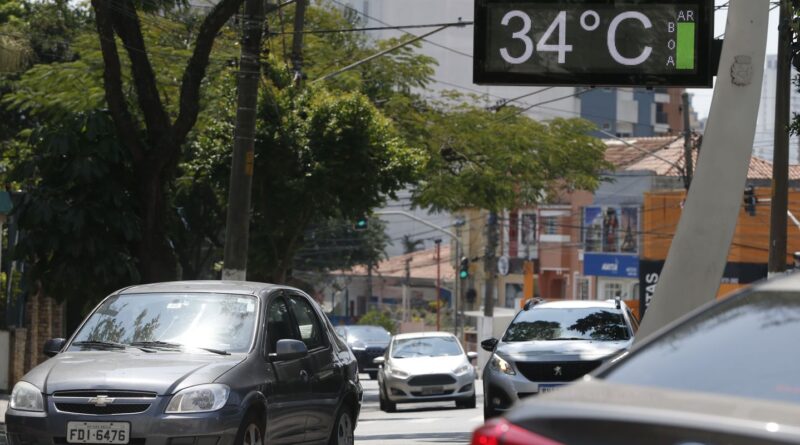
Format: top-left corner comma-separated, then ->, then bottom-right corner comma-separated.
472,273 -> 800,444
481,299 -> 636,419
334,325 -> 390,379
6,281 -> 361,445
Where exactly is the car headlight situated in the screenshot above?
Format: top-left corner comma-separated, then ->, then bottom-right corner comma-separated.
166,384 -> 230,413
10,381 -> 44,412
489,355 -> 516,376
385,364 -> 408,379
454,364 -> 472,375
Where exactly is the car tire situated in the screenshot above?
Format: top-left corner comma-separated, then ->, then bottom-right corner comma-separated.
457,392 -> 476,409
329,404 -> 355,445
234,412 -> 265,445
368,371 -> 378,380
379,384 -> 396,413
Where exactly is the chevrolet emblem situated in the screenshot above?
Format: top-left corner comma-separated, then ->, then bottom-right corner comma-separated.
87,395 -> 115,407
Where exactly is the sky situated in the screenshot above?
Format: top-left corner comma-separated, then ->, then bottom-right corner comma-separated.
688,2 -> 780,120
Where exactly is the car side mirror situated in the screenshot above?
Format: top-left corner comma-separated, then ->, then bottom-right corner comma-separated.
480,338 -> 498,352
373,356 -> 385,366
44,338 -> 67,357
467,351 -> 478,361
270,339 -> 308,361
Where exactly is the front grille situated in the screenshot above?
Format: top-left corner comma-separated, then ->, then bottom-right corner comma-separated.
53,390 -> 157,398
410,389 -> 454,397
515,360 -> 602,382
55,403 -> 151,415
408,374 -> 456,386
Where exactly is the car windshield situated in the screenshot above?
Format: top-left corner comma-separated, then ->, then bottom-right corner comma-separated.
346,326 -> 390,343
601,291 -> 800,405
392,336 -> 462,358
70,293 -> 258,353
503,307 -> 630,342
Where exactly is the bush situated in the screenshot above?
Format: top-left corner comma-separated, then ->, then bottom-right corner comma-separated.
357,309 -> 397,334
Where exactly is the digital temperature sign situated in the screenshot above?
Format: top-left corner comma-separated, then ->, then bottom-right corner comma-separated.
474,0 -> 714,87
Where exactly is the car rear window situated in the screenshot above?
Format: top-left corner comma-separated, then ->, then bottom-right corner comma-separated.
503,307 -> 630,342
602,291 -> 800,404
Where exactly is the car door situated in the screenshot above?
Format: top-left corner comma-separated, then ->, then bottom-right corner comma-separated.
287,293 -> 345,443
264,294 -> 311,444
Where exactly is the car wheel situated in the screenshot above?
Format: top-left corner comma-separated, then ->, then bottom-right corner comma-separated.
368,371 -> 378,380
329,405 -> 355,445
379,384 -> 396,413
235,413 -> 265,445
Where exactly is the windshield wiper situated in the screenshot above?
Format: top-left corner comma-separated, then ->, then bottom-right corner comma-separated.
129,341 -> 182,350
545,337 -> 588,341
73,340 -> 126,350
195,347 -> 230,356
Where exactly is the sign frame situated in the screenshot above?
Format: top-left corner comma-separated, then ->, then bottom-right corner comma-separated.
473,0 -> 715,87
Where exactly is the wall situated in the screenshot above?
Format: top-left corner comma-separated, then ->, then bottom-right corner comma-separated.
0,330 -> 8,391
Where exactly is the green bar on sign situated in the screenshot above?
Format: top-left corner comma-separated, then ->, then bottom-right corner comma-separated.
676,22 -> 695,70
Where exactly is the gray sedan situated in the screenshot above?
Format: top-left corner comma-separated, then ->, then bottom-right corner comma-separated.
5,281 -> 361,445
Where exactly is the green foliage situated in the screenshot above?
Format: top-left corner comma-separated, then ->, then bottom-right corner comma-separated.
357,309 -> 396,334
8,110 -> 140,305
411,98 -> 611,212
295,217 -> 389,272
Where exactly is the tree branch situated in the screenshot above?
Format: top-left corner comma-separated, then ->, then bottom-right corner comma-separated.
108,0 -> 172,150
91,0 -> 145,162
172,0 -> 246,147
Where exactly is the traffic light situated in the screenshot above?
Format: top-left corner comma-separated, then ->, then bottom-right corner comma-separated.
459,257 -> 469,280
353,216 -> 369,231
743,186 -> 757,216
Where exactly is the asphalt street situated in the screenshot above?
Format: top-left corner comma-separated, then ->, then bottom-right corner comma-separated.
354,375 -> 485,445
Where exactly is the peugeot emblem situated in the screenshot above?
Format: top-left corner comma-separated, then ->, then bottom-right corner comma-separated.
553,366 -> 562,376
87,395 -> 115,407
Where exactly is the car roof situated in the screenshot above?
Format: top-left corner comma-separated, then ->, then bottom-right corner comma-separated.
533,299 -> 621,310
117,280 -> 283,296
393,331 -> 456,340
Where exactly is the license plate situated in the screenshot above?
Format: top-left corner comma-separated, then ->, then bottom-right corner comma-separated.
421,386 -> 444,395
67,422 -> 130,444
538,384 -> 564,393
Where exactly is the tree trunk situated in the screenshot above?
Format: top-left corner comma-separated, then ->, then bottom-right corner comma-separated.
135,160 -> 178,282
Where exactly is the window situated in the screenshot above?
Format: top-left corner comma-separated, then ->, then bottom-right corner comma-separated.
603,282 -> 623,300
288,296 -> 325,350
542,216 -> 558,235
266,298 -> 297,355
576,277 -> 590,300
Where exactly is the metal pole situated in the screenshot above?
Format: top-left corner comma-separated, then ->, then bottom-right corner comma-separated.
222,0 -> 266,281
290,0 -> 307,86
769,0 -> 792,276
682,92 -> 694,190
435,239 -> 441,331
484,212 -> 498,318
635,0 -> 769,342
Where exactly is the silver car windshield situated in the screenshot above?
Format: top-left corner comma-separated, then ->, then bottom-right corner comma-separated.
70,293 -> 259,353
392,336 -> 462,358
503,308 -> 630,342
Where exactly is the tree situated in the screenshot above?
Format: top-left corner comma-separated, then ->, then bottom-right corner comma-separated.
89,0 -> 244,282
294,217 -> 389,273
401,235 -> 424,254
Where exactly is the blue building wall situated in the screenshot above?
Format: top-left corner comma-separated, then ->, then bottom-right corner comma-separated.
581,88 -> 617,138
633,90 -> 655,137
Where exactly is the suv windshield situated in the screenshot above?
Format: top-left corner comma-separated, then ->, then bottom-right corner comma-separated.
346,326 -> 390,343
503,307 -> 630,342
601,291 -> 800,405
392,336 -> 462,358
71,293 -> 258,353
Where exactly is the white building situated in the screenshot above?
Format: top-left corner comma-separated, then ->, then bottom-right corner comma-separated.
754,54 -> 800,162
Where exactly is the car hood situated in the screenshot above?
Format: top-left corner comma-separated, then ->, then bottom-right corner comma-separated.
23,351 -> 246,395
497,339 -> 631,362
390,355 -> 468,375
506,379 -> 800,439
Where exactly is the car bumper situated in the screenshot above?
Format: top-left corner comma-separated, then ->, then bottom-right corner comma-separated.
483,367 -> 566,412
5,403 -> 243,445
383,372 -> 475,404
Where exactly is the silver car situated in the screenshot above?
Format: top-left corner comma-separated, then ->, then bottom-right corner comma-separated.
482,299 -> 636,419
5,281 -> 362,445
375,332 -> 477,412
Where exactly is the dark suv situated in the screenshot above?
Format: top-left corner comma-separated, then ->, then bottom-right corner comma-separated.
334,325 -> 390,379
481,299 -> 637,419
6,281 -> 362,445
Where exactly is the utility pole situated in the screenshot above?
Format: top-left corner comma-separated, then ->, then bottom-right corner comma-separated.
367,262 -> 374,309
769,0 -> 792,276
435,239 -> 442,331
403,258 -> 412,322
483,212 -> 498,317
682,92 -> 694,190
290,0 -> 307,86
222,0 -> 266,281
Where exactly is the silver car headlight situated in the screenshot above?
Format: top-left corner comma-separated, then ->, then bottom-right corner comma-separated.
489,354 -> 516,376
385,364 -> 408,379
10,381 -> 44,412
454,364 -> 472,375
166,384 -> 230,413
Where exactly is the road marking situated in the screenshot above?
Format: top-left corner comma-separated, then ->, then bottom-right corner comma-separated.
411,418 -> 439,424
470,415 -> 484,423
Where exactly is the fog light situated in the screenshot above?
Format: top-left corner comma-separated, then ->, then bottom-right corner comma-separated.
390,388 -> 406,396
492,397 -> 502,406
